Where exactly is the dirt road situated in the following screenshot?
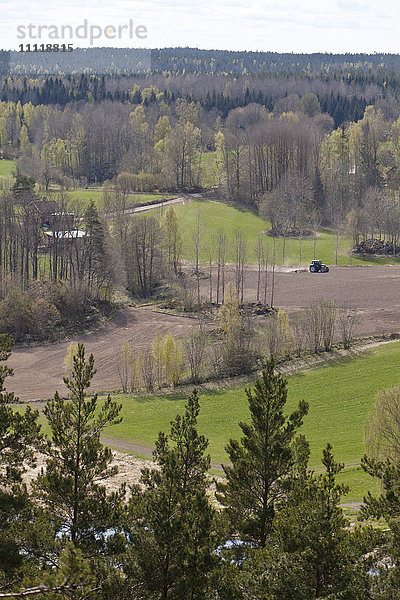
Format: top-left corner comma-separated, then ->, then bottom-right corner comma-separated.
131,196 -> 187,214
106,193 -> 195,218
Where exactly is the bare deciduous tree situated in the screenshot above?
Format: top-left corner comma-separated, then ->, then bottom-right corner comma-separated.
270,236 -> 276,308
192,209 -> 203,308
141,349 -> 155,392
233,229 -> 247,304
130,351 -> 142,392
208,240 -> 214,304
152,330 -> 165,389
290,311 -> 308,357
117,340 -> 133,393
320,300 -> 336,352
216,229 -> 227,305
161,206 -> 182,275
337,306 -> 358,349
255,235 -> 268,304
126,215 -> 163,299
304,300 -> 337,353
304,303 -> 323,353
264,309 -> 293,360
183,328 -> 207,384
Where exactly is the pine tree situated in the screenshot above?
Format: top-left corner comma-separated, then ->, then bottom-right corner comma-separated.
216,357 -> 308,547
0,334 -> 41,581
12,174 -> 36,202
84,200 -> 109,294
126,390 -> 218,600
2,543 -> 97,600
226,444 -> 372,600
34,343 -> 123,550
274,444 -> 361,598
361,455 -> 400,596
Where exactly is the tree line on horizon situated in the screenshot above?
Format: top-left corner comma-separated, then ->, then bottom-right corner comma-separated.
8,46 -> 400,75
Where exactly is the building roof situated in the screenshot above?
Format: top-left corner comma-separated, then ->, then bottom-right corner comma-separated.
50,212 -> 75,217
44,230 -> 86,239
31,199 -> 61,214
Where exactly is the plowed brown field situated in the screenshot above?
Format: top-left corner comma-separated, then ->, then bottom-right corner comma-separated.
8,305 -> 198,402
8,265 -> 400,402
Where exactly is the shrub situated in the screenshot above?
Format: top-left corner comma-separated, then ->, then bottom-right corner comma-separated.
30,297 -> 61,341
264,309 -> 293,360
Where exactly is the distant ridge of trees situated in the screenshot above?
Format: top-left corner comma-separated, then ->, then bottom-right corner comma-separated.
6,47 -> 400,127
8,47 -> 400,76
0,73 -> 369,126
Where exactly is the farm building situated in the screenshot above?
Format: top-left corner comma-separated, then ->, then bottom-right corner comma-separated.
43,229 -> 86,248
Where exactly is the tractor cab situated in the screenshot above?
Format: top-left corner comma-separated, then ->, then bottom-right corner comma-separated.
309,259 -> 329,273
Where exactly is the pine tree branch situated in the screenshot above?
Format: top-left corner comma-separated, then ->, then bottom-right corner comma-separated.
0,583 -> 100,598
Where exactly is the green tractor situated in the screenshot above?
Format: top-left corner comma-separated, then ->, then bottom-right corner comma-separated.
309,259 -> 329,273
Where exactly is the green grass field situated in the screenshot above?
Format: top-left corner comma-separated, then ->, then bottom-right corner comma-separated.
174,199 -> 399,266
200,151 -> 219,187
27,340 -> 400,503
58,189 -> 103,207
0,159 -> 16,179
47,188 -> 177,209
102,342 -> 400,502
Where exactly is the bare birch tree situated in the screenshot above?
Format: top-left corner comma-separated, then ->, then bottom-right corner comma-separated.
233,229 -> 246,304
216,229 -> 227,305
192,209 -> 203,308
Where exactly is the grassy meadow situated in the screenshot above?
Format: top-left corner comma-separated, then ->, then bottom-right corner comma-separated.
46,188 -> 177,210
200,151 -> 219,187
174,199 -> 400,266
0,159 -> 16,178
100,341 -> 400,503
0,159 -> 16,189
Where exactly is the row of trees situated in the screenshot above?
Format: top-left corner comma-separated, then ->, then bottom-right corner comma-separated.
1,340 -> 400,599
115,297 -> 358,393
0,90 -> 395,203
10,47 -> 400,76
0,175 -> 118,340
6,98 -> 400,249
4,92 -> 400,263
117,332 -> 185,392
